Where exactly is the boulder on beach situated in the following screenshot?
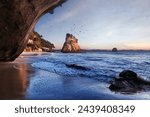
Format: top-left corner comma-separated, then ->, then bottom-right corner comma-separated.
109,70 -> 150,93
61,33 -> 80,53
112,47 -> 118,52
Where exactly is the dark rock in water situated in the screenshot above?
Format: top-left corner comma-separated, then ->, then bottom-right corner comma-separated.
119,70 -> 137,79
61,33 -> 80,53
112,48 -> 118,52
66,64 -> 90,71
0,0 -> 66,61
109,70 -> 150,93
24,31 -> 55,52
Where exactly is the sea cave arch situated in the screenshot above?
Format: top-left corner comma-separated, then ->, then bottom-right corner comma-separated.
0,0 -> 66,61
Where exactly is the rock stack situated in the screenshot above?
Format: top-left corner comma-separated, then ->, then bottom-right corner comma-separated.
61,33 -> 80,53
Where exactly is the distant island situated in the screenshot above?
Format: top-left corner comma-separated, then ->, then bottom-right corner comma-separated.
112,47 -> 118,52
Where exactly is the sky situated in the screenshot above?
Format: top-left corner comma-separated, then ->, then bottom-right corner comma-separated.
35,0 -> 150,50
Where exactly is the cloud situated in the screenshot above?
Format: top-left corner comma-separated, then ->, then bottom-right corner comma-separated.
90,42 -> 97,46
36,0 -> 90,31
48,0 -> 87,23
133,26 -> 150,34
125,42 -> 150,50
36,0 -> 150,50
106,31 -> 113,37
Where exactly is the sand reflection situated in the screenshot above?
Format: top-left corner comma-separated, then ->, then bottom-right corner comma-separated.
0,62 -> 30,99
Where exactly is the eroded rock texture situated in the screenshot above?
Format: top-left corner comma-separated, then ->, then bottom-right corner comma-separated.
0,0 -> 66,61
61,33 -> 80,53
109,70 -> 150,94
24,31 -> 55,52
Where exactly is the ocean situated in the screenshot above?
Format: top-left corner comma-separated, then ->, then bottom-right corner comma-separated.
21,51 -> 150,100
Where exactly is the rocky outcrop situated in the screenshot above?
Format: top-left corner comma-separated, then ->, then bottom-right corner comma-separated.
0,0 -> 66,61
112,48 -> 118,52
66,64 -> 90,71
24,31 -> 55,52
61,33 -> 80,53
109,70 -> 150,94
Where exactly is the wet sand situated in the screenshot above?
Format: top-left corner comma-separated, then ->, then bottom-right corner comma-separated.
25,68 -> 148,100
0,52 -> 49,100
0,58 -> 32,99
0,55 -> 117,100
0,52 -> 149,100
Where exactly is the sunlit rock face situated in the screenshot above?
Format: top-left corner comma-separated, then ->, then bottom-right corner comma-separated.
24,31 -> 55,52
61,33 -> 80,53
0,0 -> 66,61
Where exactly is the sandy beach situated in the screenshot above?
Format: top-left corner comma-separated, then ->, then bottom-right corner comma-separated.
0,62 -> 28,99
0,52 -> 113,100
0,54 -> 111,100
0,52 -> 150,100
0,53 -> 37,99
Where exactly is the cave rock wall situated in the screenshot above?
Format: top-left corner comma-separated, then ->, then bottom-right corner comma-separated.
0,0 -> 66,61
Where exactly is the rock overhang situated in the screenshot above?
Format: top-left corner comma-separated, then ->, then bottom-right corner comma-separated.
0,0 -> 67,61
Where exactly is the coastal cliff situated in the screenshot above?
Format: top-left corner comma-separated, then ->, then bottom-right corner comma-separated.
24,31 -> 55,52
0,0 -> 66,61
61,33 -> 80,53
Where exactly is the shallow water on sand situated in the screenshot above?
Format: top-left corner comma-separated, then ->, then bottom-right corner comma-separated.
0,51 -> 150,100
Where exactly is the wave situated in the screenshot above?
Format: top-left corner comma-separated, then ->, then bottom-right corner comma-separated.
31,51 -> 150,82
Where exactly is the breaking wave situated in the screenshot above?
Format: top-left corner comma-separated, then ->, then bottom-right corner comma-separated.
31,51 -> 150,82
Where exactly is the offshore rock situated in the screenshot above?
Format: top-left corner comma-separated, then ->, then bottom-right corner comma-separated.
109,70 -> 150,94
66,64 -> 90,71
0,0 -> 66,61
24,31 -> 55,52
61,33 -> 80,53
112,47 -> 118,52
